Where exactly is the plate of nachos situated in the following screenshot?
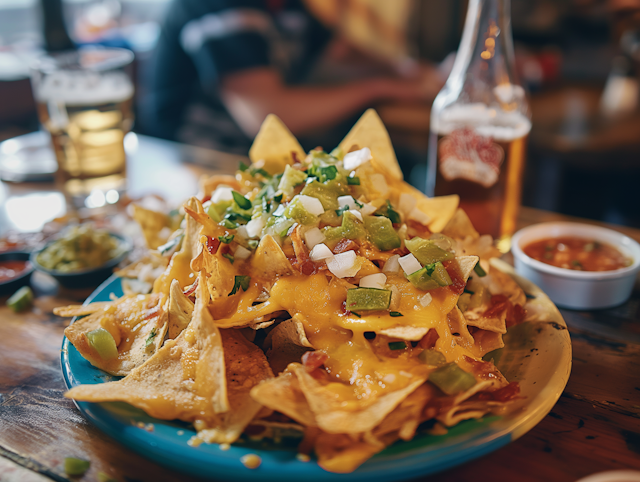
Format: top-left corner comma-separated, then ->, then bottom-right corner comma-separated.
59,110 -> 571,480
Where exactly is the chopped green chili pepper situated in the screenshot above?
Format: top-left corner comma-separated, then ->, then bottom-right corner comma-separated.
474,262 -> 487,277
347,175 -> 361,185
247,239 -> 259,250
87,328 -> 118,360
64,457 -> 90,476
229,275 -> 251,296
346,288 -> 392,311
429,262 -> 453,286
389,311 -> 403,317
7,286 -> 33,313
221,219 -> 238,229
307,164 -> 338,183
428,362 -> 477,395
405,237 -> 454,265
385,200 -> 401,224
232,191 -> 252,210
388,341 -> 406,350
145,328 -> 157,348
340,211 -> 366,240
406,262 -> 451,290
222,253 -> 235,264
364,215 -> 401,251
218,234 -> 234,244
418,349 -> 447,367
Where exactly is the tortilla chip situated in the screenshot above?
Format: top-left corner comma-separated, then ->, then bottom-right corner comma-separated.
249,114 -> 305,175
197,328 -> 274,443
131,204 -> 170,249
291,364 -> 427,434
372,383 -> 434,441
66,274 -> 230,420
442,208 -> 479,240
447,306 -> 475,349
455,255 -> 480,281
470,329 -> 504,357
338,109 -> 403,181
251,234 -> 293,279
398,182 -> 459,233
53,302 -> 112,317
315,432 -> 381,474
62,294 -> 168,376
200,175 -> 243,198
167,279 -> 194,339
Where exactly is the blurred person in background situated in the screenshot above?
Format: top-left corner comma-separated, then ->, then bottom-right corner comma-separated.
138,0 -> 443,155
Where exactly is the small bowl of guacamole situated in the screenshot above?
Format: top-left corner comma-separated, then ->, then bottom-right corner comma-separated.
32,225 -> 131,289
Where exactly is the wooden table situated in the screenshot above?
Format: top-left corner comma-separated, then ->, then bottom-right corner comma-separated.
1,135 -> 639,482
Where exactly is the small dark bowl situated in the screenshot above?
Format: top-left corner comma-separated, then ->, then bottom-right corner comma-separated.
30,233 -> 132,289
0,251 -> 34,295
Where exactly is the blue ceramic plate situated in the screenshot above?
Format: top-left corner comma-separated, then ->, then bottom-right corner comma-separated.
61,260 -> 571,481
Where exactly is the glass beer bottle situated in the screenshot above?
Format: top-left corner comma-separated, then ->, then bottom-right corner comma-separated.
426,0 -> 531,251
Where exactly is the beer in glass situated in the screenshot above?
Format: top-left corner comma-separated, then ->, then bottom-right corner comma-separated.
31,48 -> 134,208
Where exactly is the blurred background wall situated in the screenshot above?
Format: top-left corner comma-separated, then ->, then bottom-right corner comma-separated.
1,0 -> 639,227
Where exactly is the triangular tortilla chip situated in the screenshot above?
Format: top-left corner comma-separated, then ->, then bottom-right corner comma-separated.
251,234 -> 293,279
66,274 -> 230,420
131,204 -> 170,249
167,279 -> 194,339
455,255 -> 480,281
401,182 -> 460,233
53,301 -> 112,317
469,329 -> 504,357
198,328 -> 274,443
62,293 -> 168,376
249,114 -> 305,175
442,208 -> 480,240
338,109 -> 403,181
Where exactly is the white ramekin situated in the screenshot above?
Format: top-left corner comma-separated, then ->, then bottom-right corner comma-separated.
511,222 -> 640,310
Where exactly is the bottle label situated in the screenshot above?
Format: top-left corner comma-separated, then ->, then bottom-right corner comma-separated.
438,128 -> 504,188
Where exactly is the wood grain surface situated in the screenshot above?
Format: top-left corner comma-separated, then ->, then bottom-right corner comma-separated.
1,208 -> 639,482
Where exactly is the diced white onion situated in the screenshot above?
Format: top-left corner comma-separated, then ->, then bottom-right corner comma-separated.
246,215 -> 267,238
211,186 -> 234,203
382,373 -> 396,384
348,210 -> 363,222
297,195 -> 325,216
236,225 -> 249,239
304,227 -> 326,250
343,147 -> 372,170
337,195 -> 358,210
360,203 -> 377,216
309,243 -> 334,262
370,173 -> 389,196
272,204 -> 285,217
398,253 -> 422,275
419,292 -> 433,307
326,250 -> 360,278
389,285 -> 401,310
235,246 -> 252,260
359,273 -> 387,289
398,193 -> 417,216
408,207 -> 431,226
383,254 -> 401,274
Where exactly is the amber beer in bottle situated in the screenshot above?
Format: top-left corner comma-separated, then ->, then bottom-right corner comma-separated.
426,0 -> 531,251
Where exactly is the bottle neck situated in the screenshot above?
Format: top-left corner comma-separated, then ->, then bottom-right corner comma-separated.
40,0 -> 75,53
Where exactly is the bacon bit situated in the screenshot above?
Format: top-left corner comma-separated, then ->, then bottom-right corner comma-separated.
291,151 -> 301,164
201,194 -> 211,204
290,226 -> 316,275
417,328 -> 439,350
332,238 -> 359,254
483,294 -> 526,327
463,356 -> 504,381
443,260 -> 466,295
476,381 -> 521,403
302,351 -> 328,373
183,277 -> 199,296
205,236 -> 221,255
406,220 -> 432,238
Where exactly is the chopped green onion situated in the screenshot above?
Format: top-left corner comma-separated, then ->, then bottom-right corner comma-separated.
388,341 -> 406,350
274,194 -> 283,203
250,167 -> 272,179
474,262 -> 487,277
222,253 -> 235,264
86,328 -> 118,360
229,275 -> 251,296
428,362 -> 476,395
64,457 -> 90,476
145,328 -> 157,348
307,164 -> 338,183
418,349 -> 446,367
6,286 -> 33,313
389,311 -> 403,317
224,212 -> 251,222
346,288 -> 392,311
218,234 -> 234,244
335,205 -> 350,217
247,239 -> 259,250
239,161 -> 249,172
232,191 -> 252,210
221,219 -> 238,230
347,175 -> 361,185
351,311 -> 361,317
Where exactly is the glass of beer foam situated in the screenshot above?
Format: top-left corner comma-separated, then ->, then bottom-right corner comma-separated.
30,47 -> 134,209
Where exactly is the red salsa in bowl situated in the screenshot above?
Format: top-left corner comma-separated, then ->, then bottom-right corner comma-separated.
0,260 -> 31,282
522,237 -> 632,272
